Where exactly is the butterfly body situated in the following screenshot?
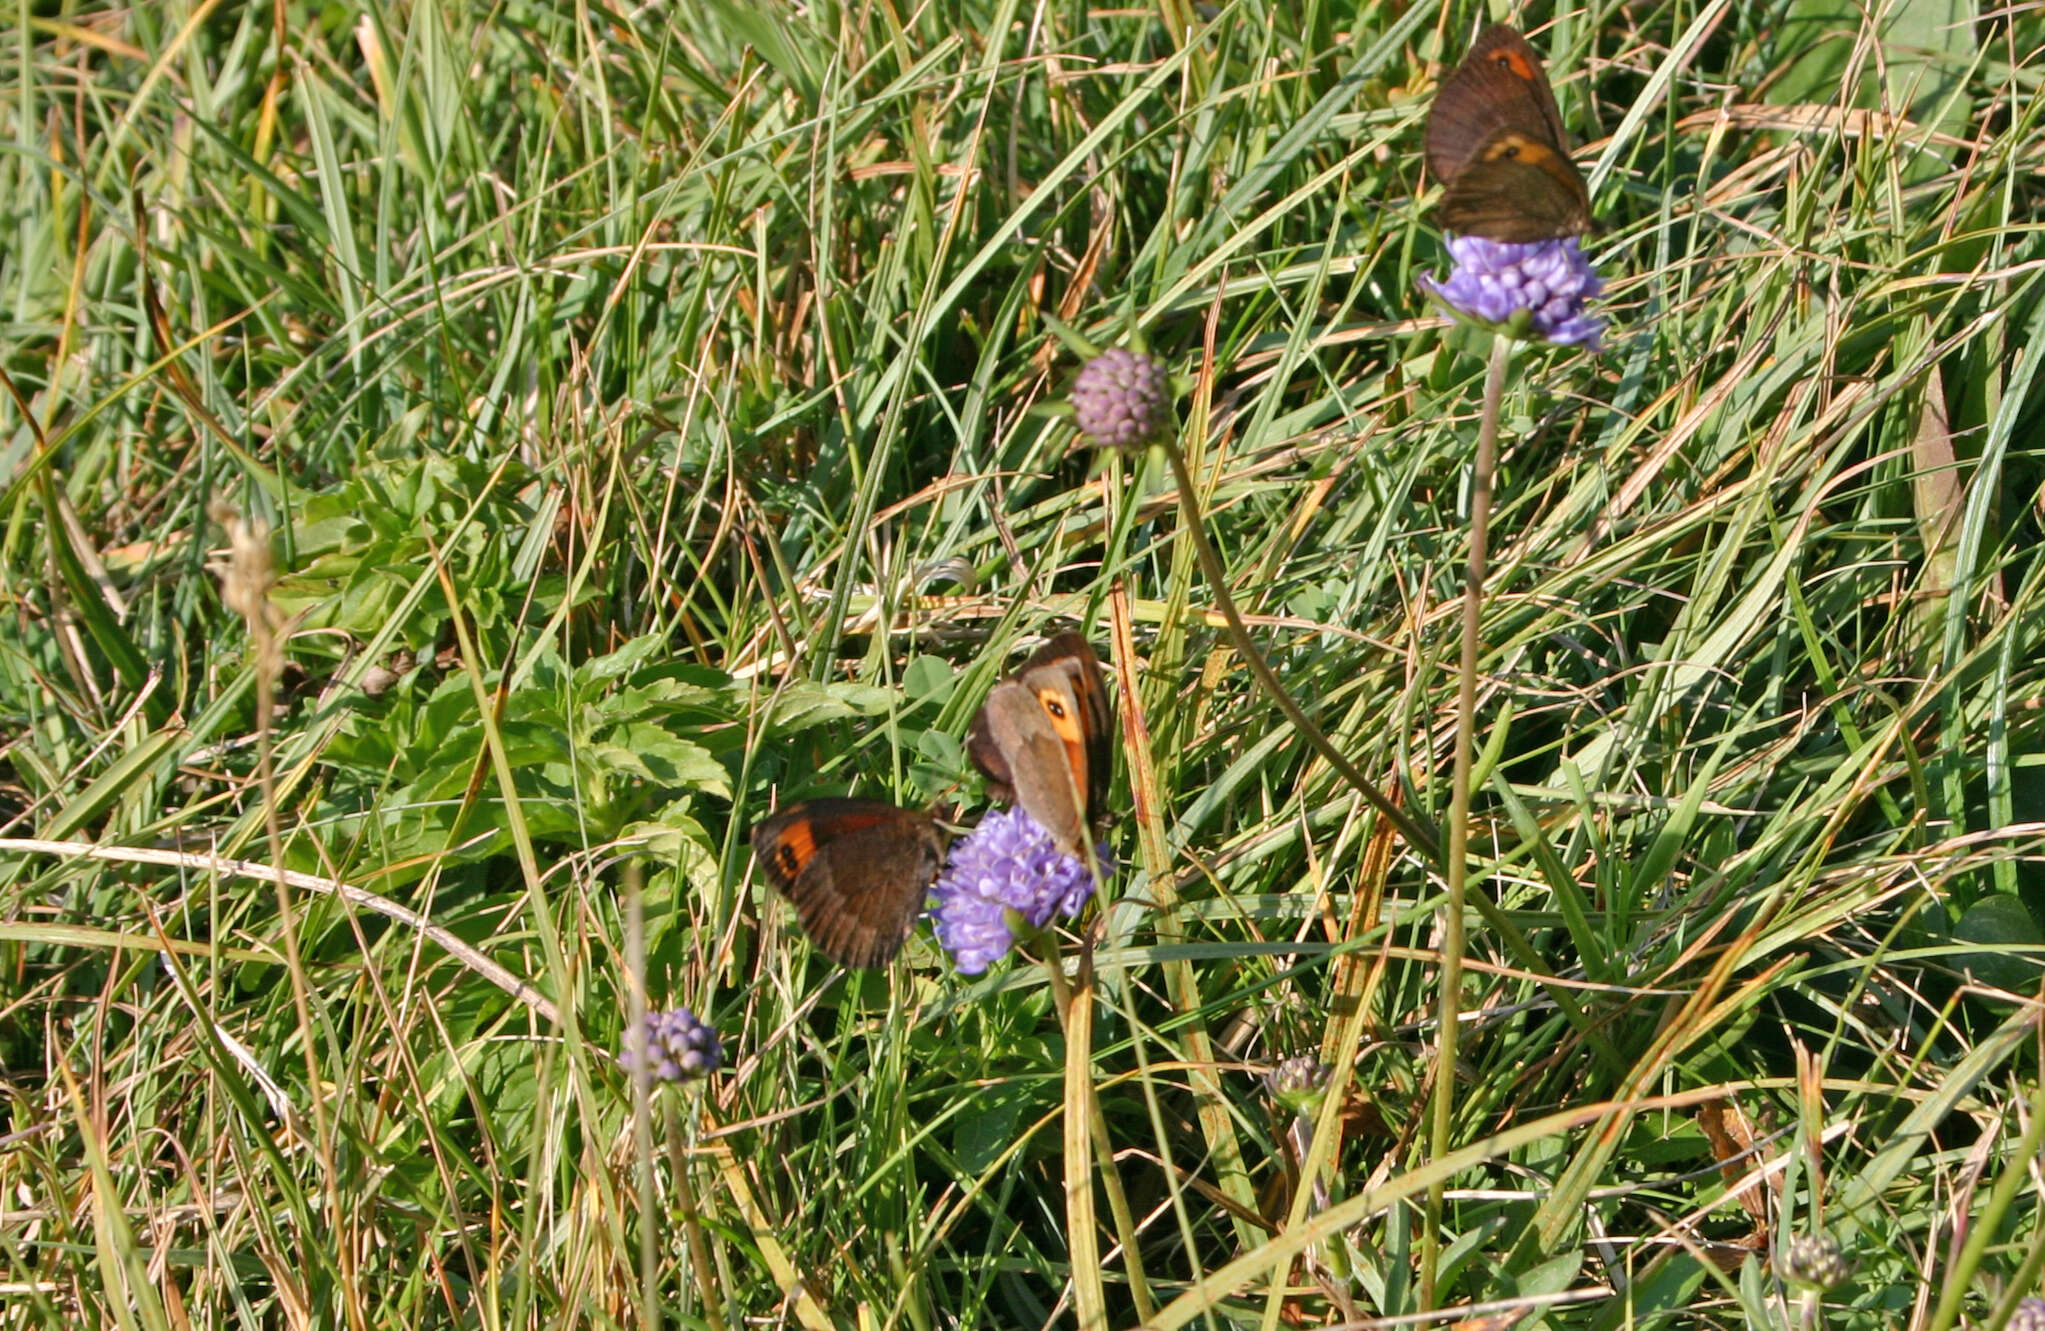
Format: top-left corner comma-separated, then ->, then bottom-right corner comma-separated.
966,632 -> 1113,860
1424,24 -> 1593,243
750,798 -> 943,969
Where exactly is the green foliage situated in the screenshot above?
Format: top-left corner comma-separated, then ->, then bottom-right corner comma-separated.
316,634 -> 738,878
4,0 -> 2045,1326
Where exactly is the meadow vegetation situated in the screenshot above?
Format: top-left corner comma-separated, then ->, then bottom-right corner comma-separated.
3,0 -> 2044,1326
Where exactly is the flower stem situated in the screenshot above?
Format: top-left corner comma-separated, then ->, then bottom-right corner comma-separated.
668,1103 -> 730,1331
626,871 -> 662,1331
1155,442 -> 1444,864
1040,944 -> 1155,1323
1420,332 -> 1511,1309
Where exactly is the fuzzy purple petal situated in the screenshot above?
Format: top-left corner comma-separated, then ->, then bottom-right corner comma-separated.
1071,348 -> 1172,449
930,808 -> 1106,974
1421,235 -> 1606,350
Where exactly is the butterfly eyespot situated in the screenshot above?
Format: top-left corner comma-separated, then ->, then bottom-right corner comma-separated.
1424,26 -> 1592,243
776,847 -> 800,872
1492,50 -> 1536,79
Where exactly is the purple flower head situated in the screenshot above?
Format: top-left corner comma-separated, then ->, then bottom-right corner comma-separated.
931,807 -> 1105,974
1421,235 -> 1605,349
1070,348 -> 1172,449
620,1006 -> 723,1083
1264,1055 -> 1333,1119
2011,1297 -> 2045,1331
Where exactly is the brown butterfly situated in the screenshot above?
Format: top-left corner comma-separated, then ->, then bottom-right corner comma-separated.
965,632 -> 1114,860
749,798 -> 945,969
1424,24 -> 1594,243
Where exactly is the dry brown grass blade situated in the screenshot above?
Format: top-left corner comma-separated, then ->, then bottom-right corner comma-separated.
1698,1096 -> 1776,1231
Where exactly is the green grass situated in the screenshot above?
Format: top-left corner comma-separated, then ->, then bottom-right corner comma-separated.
5,0 -> 2045,1326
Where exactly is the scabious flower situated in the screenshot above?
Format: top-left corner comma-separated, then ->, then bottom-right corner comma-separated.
1421,235 -> 1605,349
620,1007 -> 723,1083
2011,1297 -> 2045,1331
1264,1056 -> 1333,1119
931,807 -> 1103,974
1780,1233 -> 1850,1290
1071,348 -> 1172,449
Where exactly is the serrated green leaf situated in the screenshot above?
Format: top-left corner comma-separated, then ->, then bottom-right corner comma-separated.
763,680 -> 904,732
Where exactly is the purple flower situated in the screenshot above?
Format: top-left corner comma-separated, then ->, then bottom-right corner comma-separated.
1070,348 -> 1172,449
2011,1297 -> 2045,1331
1421,235 -> 1605,349
931,807 -> 1103,974
620,1006 -> 722,1083
1264,1056 -> 1332,1118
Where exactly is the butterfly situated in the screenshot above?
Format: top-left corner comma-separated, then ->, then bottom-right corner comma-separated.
750,798 -> 944,969
1423,24 -> 1594,242
965,632 -> 1114,860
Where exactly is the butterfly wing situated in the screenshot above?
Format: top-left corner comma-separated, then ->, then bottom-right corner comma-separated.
1425,24 -> 1573,184
1023,632 -> 1113,818
966,633 -> 1114,858
750,798 -> 943,969
1466,24 -> 1571,151
1437,131 -> 1592,241
975,682 -> 1086,855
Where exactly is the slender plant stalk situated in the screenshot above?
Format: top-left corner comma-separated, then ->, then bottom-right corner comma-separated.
627,858 -> 726,1331
1040,941 -> 1155,1322
1927,1074 -> 2045,1331
626,868 -> 661,1331
214,505 -> 356,1321
1155,445 -> 1444,863
668,1106 -> 730,1331
1420,334 -> 1512,1310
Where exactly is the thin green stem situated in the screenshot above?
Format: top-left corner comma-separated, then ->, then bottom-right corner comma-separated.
1420,333 -> 1511,1310
1156,444 -> 1444,864
669,1104 -> 730,1331
1039,939 -> 1155,1322
626,871 -> 660,1331
1930,1074 -> 2045,1331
